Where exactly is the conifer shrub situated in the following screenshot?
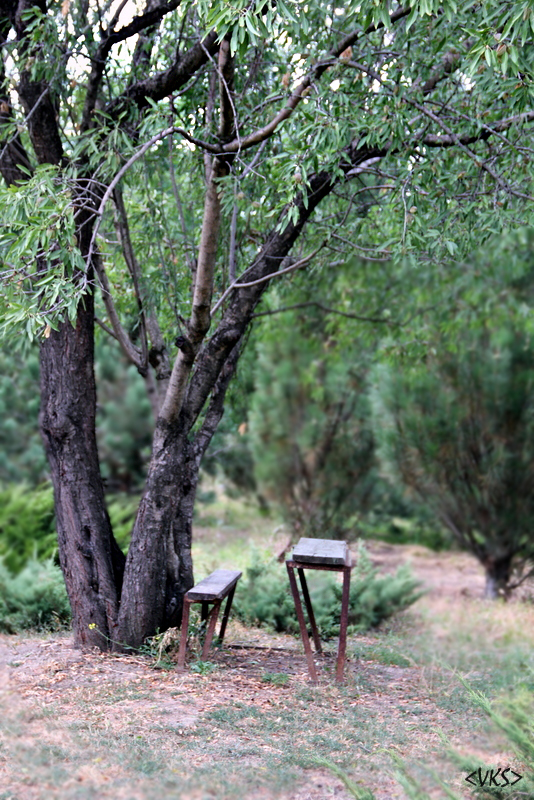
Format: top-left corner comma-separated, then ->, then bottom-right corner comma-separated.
0,558 -> 71,633
0,484 -> 142,574
234,542 -> 423,637
0,484 -> 57,573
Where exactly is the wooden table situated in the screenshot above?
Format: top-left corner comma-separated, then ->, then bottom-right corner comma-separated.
286,538 -> 352,683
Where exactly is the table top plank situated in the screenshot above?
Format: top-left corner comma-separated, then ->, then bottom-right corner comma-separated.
186,569 -> 242,601
291,537 -> 349,566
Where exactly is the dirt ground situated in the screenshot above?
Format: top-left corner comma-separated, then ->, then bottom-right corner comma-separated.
0,543 -> 531,800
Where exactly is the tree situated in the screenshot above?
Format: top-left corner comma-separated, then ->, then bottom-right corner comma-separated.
375,319 -> 534,599
249,304 -> 375,538
1,0 -> 533,649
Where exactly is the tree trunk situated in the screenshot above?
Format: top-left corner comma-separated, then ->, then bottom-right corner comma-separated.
39,295 -> 125,649
483,554 -> 513,599
114,422 -> 195,649
115,345 -> 240,650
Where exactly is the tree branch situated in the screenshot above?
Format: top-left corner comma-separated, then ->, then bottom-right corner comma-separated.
93,250 -> 146,372
192,341 -> 242,466
87,125 -> 214,269
81,0 -> 182,132
159,153 -> 230,424
113,186 -> 172,397
252,301 -> 397,325
218,37 -> 235,141
411,98 -> 534,201
211,243 -> 326,317
112,186 -> 149,365
106,31 -> 219,118
14,4 -> 64,167
214,6 -> 411,155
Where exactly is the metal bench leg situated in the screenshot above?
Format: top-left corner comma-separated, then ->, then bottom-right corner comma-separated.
336,565 -> 351,683
287,563 -> 318,682
201,599 -> 222,660
177,598 -> 191,670
217,585 -> 236,645
297,567 -> 322,653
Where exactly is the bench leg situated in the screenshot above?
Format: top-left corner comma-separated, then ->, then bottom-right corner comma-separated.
287,563 -> 318,683
217,585 -> 236,645
336,565 -> 351,683
297,567 -> 322,654
201,599 -> 222,660
176,599 -> 191,670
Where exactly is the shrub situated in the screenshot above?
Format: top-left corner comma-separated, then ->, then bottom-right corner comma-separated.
0,483 -> 57,574
234,541 -> 423,637
0,557 -> 71,633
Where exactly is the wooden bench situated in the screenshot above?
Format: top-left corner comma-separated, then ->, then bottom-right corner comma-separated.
176,568 -> 242,669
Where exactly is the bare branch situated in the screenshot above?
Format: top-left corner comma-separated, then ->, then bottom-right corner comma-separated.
112,186 -> 149,365
423,110 -> 534,147
218,37 -> 235,141
159,153 -> 231,425
203,67 -> 217,183
252,301 -> 397,325
95,315 -> 119,340
93,250 -> 145,371
211,242 -> 325,317
113,186 -> 172,395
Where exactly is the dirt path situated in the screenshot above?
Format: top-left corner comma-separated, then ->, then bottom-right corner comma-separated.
0,544 -> 529,800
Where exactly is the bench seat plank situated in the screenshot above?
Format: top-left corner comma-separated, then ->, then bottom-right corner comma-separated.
292,537 -> 349,566
186,568 -> 242,601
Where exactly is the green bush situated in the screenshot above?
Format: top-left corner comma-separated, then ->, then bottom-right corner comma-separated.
0,483 -> 57,574
0,558 -> 71,633
234,542 -> 423,637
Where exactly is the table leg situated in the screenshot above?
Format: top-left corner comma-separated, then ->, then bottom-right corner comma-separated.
176,599 -> 191,670
286,562 -> 318,682
336,565 -> 351,683
201,600 -> 222,659
217,586 -> 236,645
297,567 -> 322,653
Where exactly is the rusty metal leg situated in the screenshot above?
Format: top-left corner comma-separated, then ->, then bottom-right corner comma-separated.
201,600 -> 222,660
286,562 -> 318,682
336,565 -> 351,683
217,586 -> 236,645
297,567 -> 322,654
176,598 -> 191,670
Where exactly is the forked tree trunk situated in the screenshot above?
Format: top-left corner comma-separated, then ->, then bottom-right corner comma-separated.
39,294 -> 125,648
115,347 -> 239,650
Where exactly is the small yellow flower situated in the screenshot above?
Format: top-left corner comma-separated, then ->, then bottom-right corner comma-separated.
88,623 -> 97,629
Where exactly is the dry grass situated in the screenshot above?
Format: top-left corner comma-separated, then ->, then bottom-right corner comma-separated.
1,542 -> 534,799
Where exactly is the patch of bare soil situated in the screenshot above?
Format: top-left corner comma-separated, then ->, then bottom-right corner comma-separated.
0,544 -> 528,800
